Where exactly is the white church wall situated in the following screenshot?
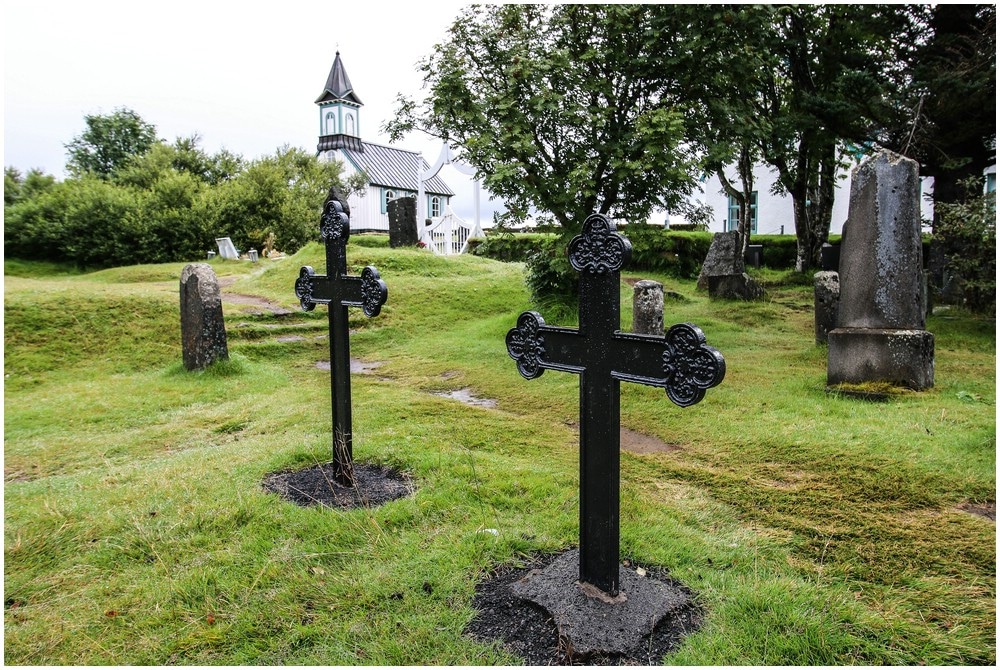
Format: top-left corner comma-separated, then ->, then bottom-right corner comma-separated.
684,161 -> 934,236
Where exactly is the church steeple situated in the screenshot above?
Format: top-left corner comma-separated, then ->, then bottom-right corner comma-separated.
316,51 -> 364,154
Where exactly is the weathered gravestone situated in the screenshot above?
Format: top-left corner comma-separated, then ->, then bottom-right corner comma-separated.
505,213 -> 725,657
387,195 -> 419,248
179,263 -> 229,370
813,270 -> 840,345
696,231 -> 742,290
294,190 -> 388,484
827,150 -> 934,390
632,279 -> 664,336
698,231 -> 765,300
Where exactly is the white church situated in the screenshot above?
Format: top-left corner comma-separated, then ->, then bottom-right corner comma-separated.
314,51 -> 455,234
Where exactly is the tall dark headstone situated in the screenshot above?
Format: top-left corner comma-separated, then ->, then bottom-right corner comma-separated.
295,190 -> 388,484
506,213 -> 725,597
179,263 -> 229,370
387,196 -> 418,248
827,150 -> 934,390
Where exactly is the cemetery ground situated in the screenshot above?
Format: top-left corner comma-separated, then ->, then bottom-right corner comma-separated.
3,239 -> 995,665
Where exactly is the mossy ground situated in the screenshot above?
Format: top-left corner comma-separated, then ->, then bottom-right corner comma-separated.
4,242 -> 995,665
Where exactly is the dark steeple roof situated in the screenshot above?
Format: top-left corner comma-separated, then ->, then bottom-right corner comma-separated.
316,51 -> 362,105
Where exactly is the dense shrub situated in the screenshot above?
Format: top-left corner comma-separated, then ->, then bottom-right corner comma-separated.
934,181 -> 996,314
524,235 -> 579,309
620,225 -> 712,278
469,232 -> 555,262
4,142 -> 357,269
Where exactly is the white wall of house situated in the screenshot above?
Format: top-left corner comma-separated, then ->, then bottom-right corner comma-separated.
669,161 -> 935,235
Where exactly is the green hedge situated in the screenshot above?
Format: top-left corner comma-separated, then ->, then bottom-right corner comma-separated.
471,228 -> 795,278
620,225 -> 712,278
471,228 -> 920,276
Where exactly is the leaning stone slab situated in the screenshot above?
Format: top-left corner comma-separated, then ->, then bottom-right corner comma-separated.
511,549 -> 691,660
180,263 -> 229,370
697,231 -> 744,290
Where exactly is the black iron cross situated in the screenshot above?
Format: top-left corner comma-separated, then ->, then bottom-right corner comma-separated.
506,213 -> 725,596
295,192 -> 388,485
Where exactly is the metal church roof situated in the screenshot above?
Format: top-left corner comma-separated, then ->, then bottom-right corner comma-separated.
316,51 -> 362,105
342,142 -> 455,196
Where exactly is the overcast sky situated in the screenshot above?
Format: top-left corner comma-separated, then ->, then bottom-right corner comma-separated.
3,0 -> 506,224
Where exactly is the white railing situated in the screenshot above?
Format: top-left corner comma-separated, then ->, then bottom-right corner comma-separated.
419,206 -> 483,255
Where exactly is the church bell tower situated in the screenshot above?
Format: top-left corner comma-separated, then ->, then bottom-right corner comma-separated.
316,51 -> 364,156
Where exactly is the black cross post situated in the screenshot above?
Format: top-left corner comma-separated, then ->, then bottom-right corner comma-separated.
506,213 -> 725,596
295,192 -> 388,486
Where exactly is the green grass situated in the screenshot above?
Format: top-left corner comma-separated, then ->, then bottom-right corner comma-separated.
4,242 -> 995,665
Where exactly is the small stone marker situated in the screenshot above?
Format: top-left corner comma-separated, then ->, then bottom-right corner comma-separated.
631,279 -> 664,335
387,196 -> 419,248
295,190 -> 388,484
506,213 -> 725,598
179,263 -> 229,370
827,150 -> 934,390
813,270 -> 840,345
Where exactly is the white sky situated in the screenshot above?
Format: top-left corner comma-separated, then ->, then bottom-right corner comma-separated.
3,0 -> 505,224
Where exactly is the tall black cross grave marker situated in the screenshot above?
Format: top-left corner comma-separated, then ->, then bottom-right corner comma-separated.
506,213 -> 725,596
295,191 -> 387,486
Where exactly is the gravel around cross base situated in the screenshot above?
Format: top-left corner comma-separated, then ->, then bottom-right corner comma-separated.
262,462 -> 412,509
465,552 -> 703,665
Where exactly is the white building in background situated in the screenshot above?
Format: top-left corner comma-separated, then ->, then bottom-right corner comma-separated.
670,160 -> 938,236
314,51 -> 454,233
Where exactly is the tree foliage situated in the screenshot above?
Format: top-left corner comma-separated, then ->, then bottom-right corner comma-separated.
65,107 -> 159,178
6,112 -> 362,269
886,4 -> 996,214
933,179 -> 996,314
387,3 -> 697,233
387,4 -> 699,303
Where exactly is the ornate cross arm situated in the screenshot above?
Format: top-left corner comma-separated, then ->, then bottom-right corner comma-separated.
569,213 -> 632,274
295,265 -> 387,317
320,197 -> 351,244
507,313 -> 725,408
661,323 -> 725,406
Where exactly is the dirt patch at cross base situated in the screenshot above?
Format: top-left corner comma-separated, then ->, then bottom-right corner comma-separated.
959,501 -> 996,521
465,552 -> 702,665
262,462 -> 412,509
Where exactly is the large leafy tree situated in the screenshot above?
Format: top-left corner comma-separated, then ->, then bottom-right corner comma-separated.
887,4 -> 996,216
743,5 -> 916,271
65,106 -> 158,178
386,3 -> 697,234
647,5 -> 780,262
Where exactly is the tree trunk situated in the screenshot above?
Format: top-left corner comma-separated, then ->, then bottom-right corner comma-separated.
715,142 -> 755,271
790,137 -> 837,273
